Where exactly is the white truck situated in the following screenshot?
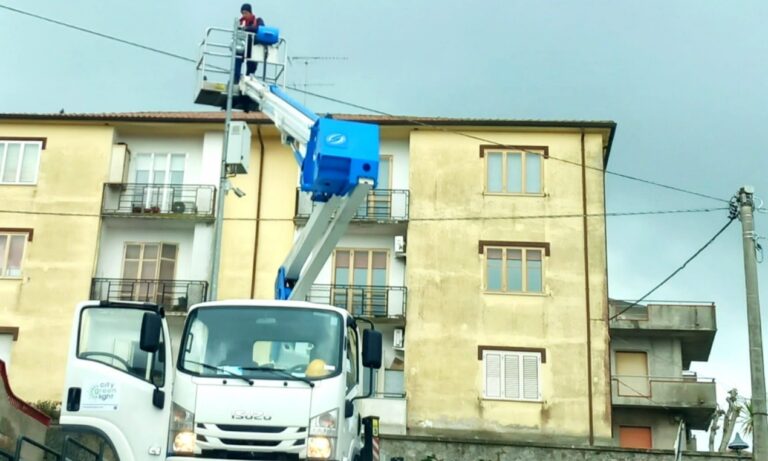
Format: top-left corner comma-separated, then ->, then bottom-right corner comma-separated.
60,26 -> 384,461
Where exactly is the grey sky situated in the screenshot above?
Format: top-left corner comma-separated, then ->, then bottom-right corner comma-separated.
2,0 -> 767,446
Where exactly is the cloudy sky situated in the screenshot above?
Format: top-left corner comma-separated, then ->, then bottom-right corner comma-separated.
2,0 -> 767,447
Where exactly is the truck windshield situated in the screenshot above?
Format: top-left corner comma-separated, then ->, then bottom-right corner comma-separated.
179,306 -> 343,381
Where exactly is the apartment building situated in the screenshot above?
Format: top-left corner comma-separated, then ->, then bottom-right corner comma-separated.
1,111 -> 719,449
609,300 -> 718,450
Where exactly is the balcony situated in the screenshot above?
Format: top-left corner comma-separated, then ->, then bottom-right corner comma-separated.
101,183 -> 216,221
295,189 -> 409,224
609,300 -> 716,367
611,375 -> 717,429
305,285 -> 407,319
90,278 -> 208,314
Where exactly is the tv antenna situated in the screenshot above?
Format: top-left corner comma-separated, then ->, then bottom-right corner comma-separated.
288,55 -> 348,104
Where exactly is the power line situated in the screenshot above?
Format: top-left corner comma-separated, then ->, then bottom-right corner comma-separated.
286,86 -> 729,205
609,199 -> 739,321
1,2 -> 730,205
0,206 -> 726,221
0,4 -> 195,64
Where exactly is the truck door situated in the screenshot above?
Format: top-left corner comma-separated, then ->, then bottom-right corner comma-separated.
60,302 -> 173,461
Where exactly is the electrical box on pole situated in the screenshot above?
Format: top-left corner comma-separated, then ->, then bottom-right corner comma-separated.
226,121 -> 251,174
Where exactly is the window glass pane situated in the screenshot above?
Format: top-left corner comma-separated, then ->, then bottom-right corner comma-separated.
527,251 -> 543,292
2,144 -> 20,182
377,158 -> 391,189
486,153 -> 503,192
0,143 -> 5,177
525,153 -> 541,193
335,251 -> 350,268
78,307 -> 162,383
354,252 -> 368,269
371,268 -> 386,286
506,152 -> 522,193
7,235 -> 25,276
372,251 -> 387,269
353,268 -> 368,285
19,144 -> 40,183
153,153 -> 167,171
334,268 -> 349,285
125,244 -> 141,260
0,235 -> 6,274
123,261 -> 139,279
141,261 -> 157,280
486,249 -> 502,291
143,244 -> 159,260
153,171 -> 166,184
170,154 -> 185,171
159,259 -> 175,280
506,249 -> 522,292
161,243 -> 177,260
384,369 -> 404,395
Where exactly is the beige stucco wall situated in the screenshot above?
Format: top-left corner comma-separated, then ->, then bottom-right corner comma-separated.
0,123 -> 113,401
218,129 -> 297,300
404,128 -> 611,443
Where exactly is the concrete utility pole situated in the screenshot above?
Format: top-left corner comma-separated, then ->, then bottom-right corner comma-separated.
737,185 -> 768,457
208,20 -> 240,301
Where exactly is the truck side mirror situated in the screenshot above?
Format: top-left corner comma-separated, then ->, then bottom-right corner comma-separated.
362,329 -> 382,369
140,312 -> 162,353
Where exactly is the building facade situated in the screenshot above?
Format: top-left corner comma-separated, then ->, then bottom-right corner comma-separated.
0,111 -> 716,449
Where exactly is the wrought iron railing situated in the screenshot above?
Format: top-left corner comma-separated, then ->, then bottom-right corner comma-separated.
101,183 -> 216,219
305,284 -> 407,318
90,278 -> 208,313
295,188 -> 409,222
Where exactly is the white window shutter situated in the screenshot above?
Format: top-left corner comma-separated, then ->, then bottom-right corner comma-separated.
522,354 -> 540,400
504,354 -> 520,399
485,353 -> 501,398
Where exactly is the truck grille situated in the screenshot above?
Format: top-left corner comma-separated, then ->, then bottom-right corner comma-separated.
196,423 -> 305,460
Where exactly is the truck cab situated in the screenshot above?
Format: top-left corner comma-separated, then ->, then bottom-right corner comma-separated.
60,300 -> 382,461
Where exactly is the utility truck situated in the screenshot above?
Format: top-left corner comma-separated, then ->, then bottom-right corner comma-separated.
61,25 -> 384,461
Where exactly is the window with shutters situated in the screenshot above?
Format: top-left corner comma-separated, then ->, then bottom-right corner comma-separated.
0,140 -> 43,185
482,349 -> 541,401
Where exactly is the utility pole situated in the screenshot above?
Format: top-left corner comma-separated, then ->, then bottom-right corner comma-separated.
208,20 -> 240,301
737,185 -> 768,457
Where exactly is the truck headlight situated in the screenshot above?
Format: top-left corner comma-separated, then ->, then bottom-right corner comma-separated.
308,409 -> 337,459
168,403 -> 196,455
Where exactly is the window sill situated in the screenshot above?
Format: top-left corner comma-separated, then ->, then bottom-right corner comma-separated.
483,192 -> 546,198
0,276 -> 23,281
482,397 -> 543,403
483,290 -> 547,297
0,183 -> 38,187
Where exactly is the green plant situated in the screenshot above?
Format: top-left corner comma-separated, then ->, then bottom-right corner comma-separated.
31,400 -> 61,421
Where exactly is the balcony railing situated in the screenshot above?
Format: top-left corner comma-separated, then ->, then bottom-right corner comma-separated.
295,189 -> 409,222
611,375 -> 717,429
90,278 -> 208,314
305,284 -> 407,318
101,183 -> 216,220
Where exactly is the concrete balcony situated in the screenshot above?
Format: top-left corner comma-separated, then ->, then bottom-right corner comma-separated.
101,183 -> 216,221
360,395 -> 406,435
90,278 -> 208,314
305,284 -> 407,320
609,301 -> 716,367
295,188 -> 409,224
611,375 -> 717,429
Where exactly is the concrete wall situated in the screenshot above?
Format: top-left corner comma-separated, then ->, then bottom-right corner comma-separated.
404,129 -> 612,442
611,336 -> 684,378
0,360 -> 50,458
380,434 -> 748,461
0,122 -> 113,401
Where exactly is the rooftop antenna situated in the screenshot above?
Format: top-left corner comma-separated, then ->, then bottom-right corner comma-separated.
288,55 -> 348,104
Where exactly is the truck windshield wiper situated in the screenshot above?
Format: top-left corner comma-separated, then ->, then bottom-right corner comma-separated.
184,360 -> 253,385
241,366 -> 315,388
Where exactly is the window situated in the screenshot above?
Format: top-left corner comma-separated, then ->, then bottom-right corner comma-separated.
131,153 -> 186,211
615,351 -> 650,396
619,426 -> 652,449
78,307 -> 165,385
0,140 -> 42,185
346,326 -> 358,392
120,242 -> 178,304
332,249 -> 388,315
482,349 -> 541,401
484,246 -> 544,293
485,149 -> 543,194
0,233 -> 27,278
